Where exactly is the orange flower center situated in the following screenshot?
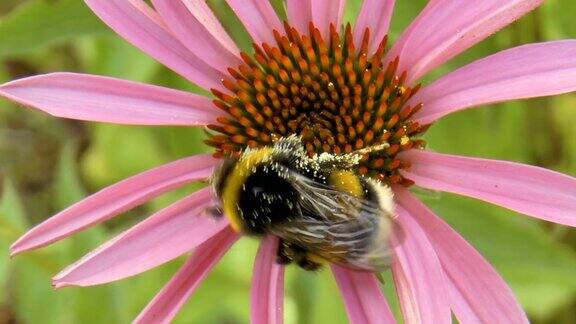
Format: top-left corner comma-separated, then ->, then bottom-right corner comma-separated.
206,23 -> 426,186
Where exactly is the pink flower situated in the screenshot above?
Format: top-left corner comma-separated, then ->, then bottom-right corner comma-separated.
1,0 -> 575,323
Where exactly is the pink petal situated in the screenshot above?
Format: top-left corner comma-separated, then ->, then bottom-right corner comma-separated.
127,0 -> 164,23
409,41 -> 576,124
52,188 -> 228,287
84,0 -> 226,91
332,266 -> 396,324
134,227 -> 239,324
0,73 -> 221,126
402,150 -> 576,227
286,0 -> 312,35
395,187 -> 529,323
353,0 -> 395,54
11,154 -> 217,256
386,0 -> 543,83
151,0 -> 241,74
392,205 -> 451,324
251,236 -> 284,324
227,0 -> 283,45
311,0 -> 346,40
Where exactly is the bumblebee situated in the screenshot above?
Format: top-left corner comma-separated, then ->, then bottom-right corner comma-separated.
211,136 -> 397,272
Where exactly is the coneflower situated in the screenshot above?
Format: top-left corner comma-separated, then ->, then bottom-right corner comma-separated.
1,1 -> 575,323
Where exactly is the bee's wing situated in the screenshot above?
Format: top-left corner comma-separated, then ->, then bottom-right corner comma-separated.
270,172 -> 399,272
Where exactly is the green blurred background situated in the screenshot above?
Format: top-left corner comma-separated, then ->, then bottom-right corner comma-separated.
0,0 -> 575,323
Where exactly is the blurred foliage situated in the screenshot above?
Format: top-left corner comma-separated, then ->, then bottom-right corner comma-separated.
0,0 -> 575,323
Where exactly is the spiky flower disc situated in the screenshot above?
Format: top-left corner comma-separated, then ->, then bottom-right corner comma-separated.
206,23 -> 426,185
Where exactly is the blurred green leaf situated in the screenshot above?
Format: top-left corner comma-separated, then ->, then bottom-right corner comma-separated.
270,0 -> 287,21
424,102 -> 531,162
0,179 -> 26,301
0,178 -> 26,233
54,142 -> 86,206
542,0 -> 576,39
551,95 -> 576,175
389,0 -> 426,40
207,0 -> 252,52
309,270 -> 348,324
81,124 -> 168,189
289,269 -> 319,324
12,258 -> 71,324
77,36 -> 160,83
0,0 -> 107,58
343,0 -> 361,26
0,62 -> 8,82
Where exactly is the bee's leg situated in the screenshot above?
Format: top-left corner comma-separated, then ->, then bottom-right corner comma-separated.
297,256 -> 322,271
276,240 -> 296,265
291,245 -> 322,271
204,206 -> 224,218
